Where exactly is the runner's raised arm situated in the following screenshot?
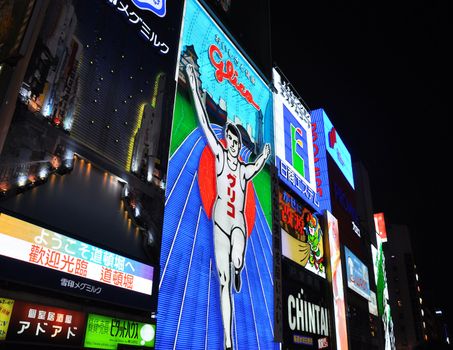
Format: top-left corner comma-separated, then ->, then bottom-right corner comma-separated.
186,64 -> 223,156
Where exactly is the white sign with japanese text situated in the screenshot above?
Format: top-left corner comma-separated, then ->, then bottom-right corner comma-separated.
0,213 -> 153,296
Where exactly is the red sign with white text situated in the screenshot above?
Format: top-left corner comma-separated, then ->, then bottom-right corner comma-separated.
373,213 -> 387,242
6,300 -> 85,346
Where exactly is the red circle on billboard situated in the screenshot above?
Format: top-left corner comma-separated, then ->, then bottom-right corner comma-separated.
198,143 -> 256,237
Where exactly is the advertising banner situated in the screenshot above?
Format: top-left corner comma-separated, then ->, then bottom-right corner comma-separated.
273,68 -> 318,210
344,246 -> 370,300
6,300 -> 86,346
0,298 -> 14,341
368,291 -> 378,317
0,0 -> 185,312
156,0 -> 276,349
374,213 -> 388,242
84,313 -> 155,349
322,113 -> 354,189
371,243 -> 395,349
0,212 -> 154,310
282,275 -> 331,349
326,211 -> 348,350
279,188 -> 325,278
310,109 -> 332,214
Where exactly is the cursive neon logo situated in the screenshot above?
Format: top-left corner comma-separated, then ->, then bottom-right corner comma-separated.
208,44 -> 260,111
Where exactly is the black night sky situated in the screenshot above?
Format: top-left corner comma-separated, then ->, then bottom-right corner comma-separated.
270,0 -> 452,329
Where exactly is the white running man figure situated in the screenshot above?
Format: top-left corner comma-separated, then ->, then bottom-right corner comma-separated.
186,63 -> 270,350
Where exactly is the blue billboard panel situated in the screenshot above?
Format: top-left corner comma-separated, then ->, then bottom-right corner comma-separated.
156,0 -> 276,349
309,109 -> 331,213
321,110 -> 354,189
345,246 -> 370,300
273,69 -> 318,210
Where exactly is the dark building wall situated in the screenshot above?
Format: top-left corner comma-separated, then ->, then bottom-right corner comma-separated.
385,224 -> 425,349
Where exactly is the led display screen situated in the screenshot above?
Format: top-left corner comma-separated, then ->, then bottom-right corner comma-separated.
374,213 -> 388,242
156,0 -> 276,348
311,109 -> 354,189
326,211 -> 348,350
344,246 -> 370,300
279,188 -> 325,278
310,109 -> 331,213
0,0 -> 185,312
84,313 -> 155,349
273,68 -> 318,210
368,291 -> 378,317
0,212 -> 154,310
5,300 -> 86,346
282,275 -> 331,349
0,298 -> 14,341
371,243 -> 395,349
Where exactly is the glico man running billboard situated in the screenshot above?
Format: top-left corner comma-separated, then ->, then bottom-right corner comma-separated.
156,0 -> 276,349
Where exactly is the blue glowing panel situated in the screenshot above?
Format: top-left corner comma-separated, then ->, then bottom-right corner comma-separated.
273,69 -> 317,211
344,246 -> 370,300
322,110 -> 354,189
310,109 -> 331,213
179,0 -> 273,145
158,127 -> 275,349
156,0 -> 276,348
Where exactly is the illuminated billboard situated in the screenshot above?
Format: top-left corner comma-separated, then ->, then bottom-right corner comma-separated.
279,189 -> 325,278
282,276 -> 331,349
374,213 -> 388,242
311,109 -> 354,189
5,300 -> 86,346
0,212 -> 154,310
371,243 -> 395,350
273,68 -> 318,210
368,291 -> 378,316
310,109 -> 331,213
156,0 -> 276,349
0,298 -> 14,341
84,314 -> 155,349
0,0 -> 185,313
328,154 -> 361,251
326,211 -> 348,350
344,246 -> 370,300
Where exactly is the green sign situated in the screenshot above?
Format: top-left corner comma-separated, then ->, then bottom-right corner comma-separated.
84,314 -> 155,349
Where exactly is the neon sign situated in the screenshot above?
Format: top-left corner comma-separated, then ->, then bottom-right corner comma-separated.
107,0 -> 169,54
209,44 -> 260,110
6,300 -> 86,346
0,213 -> 153,296
279,190 -> 325,278
326,211 -> 349,350
0,298 -> 14,340
131,0 -> 167,17
345,246 -> 370,300
84,313 -> 155,349
322,112 -> 354,189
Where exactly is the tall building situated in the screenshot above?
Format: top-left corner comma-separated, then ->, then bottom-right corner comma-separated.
384,224 -> 426,348
1,1 -> 185,348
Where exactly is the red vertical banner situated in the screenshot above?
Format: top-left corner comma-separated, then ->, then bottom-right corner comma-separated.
373,213 -> 387,242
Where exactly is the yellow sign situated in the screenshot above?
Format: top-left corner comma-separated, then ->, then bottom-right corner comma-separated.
0,297 -> 15,340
